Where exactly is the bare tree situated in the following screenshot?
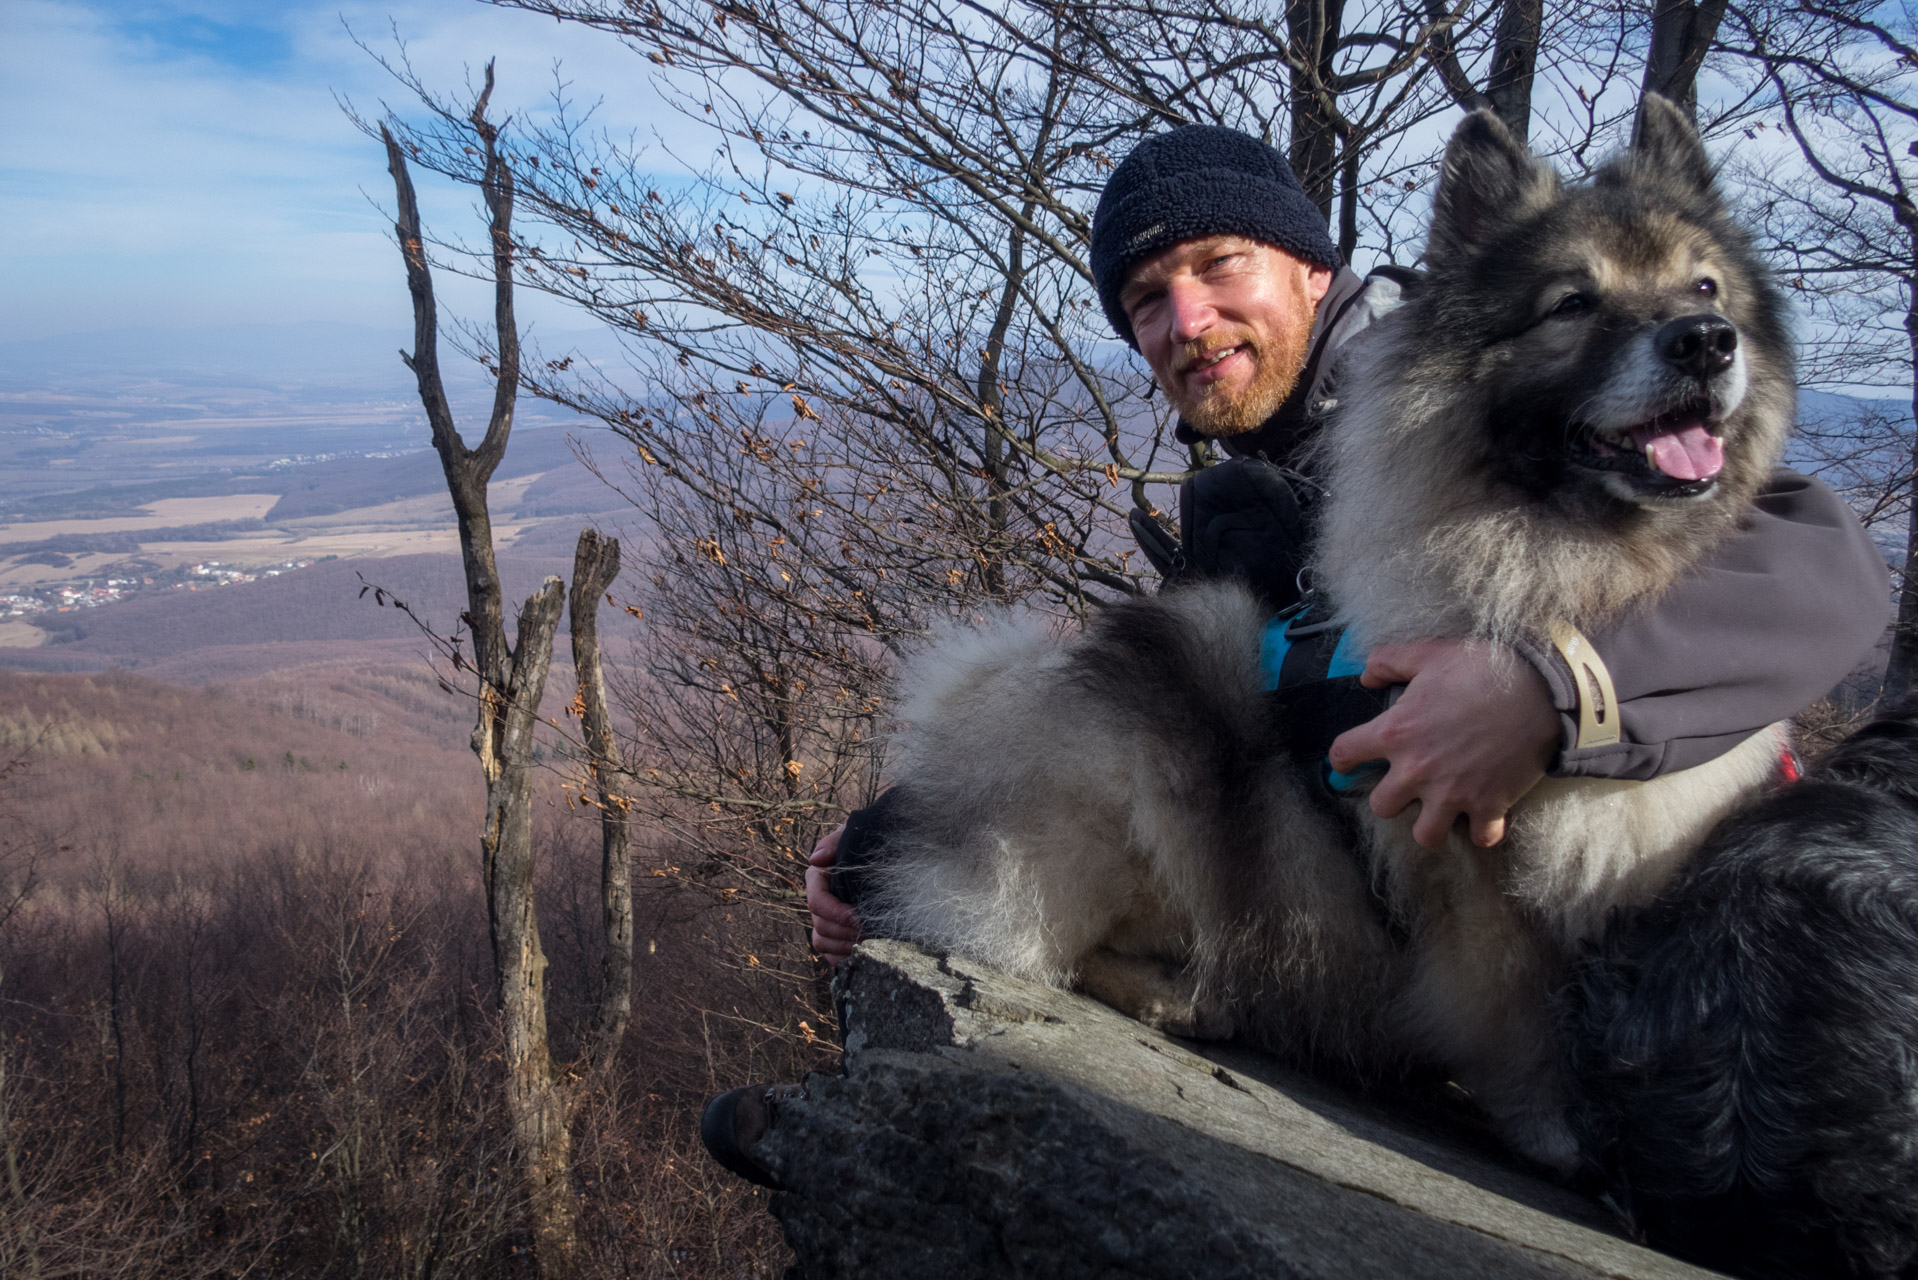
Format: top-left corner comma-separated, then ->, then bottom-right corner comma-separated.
381,95 -> 577,1270
1723,2 -> 1916,689
1641,0 -> 1730,122
594,411 -> 895,874
978,0 -> 1486,261
491,0 -> 1193,600
568,529 -> 635,1062
364,60 -> 643,1273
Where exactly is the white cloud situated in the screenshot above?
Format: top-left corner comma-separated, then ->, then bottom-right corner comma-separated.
0,0 -> 696,344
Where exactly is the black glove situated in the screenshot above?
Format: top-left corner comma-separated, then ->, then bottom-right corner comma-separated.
1128,507 -> 1184,579
827,786 -> 912,910
1129,457 -> 1314,612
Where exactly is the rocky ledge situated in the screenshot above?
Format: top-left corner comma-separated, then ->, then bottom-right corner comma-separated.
729,939 -> 1720,1279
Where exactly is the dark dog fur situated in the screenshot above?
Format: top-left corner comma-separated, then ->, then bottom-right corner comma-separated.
1564,700 -> 1918,1278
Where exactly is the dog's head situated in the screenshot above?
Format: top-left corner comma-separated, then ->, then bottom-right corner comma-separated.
1422,96 -> 1792,516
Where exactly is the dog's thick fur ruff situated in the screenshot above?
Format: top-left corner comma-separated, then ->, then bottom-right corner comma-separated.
859,98 -> 1797,1171
1564,703 -> 1918,1280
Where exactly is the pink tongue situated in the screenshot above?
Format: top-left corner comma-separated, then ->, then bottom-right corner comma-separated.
1630,421 -> 1724,482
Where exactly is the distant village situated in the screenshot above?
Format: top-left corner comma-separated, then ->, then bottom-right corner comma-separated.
0,558 -> 316,620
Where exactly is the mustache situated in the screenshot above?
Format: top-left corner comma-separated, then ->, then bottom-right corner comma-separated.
1174,335 -> 1256,375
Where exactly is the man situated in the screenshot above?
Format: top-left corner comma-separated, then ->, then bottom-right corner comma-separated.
807,124 -> 1889,963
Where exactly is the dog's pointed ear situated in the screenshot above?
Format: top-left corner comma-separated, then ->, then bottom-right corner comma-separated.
1629,94 -> 1717,200
1430,109 -> 1559,262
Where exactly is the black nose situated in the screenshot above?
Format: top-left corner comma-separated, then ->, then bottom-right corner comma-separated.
1658,314 -> 1738,378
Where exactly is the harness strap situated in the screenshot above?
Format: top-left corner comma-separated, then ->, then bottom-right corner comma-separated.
1778,747 -> 1803,785
1259,605 -> 1407,944
1260,607 -> 1395,780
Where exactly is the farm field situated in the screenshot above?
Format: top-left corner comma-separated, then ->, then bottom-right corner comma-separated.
0,319 -> 640,675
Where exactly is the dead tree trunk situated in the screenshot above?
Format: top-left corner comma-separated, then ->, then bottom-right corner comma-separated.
380,65 -> 582,1275
480,580 -> 576,1271
1425,0 -> 1544,142
569,529 -> 635,1062
1640,0 -> 1730,126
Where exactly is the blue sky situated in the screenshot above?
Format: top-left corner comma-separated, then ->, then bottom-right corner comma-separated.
5,1 -> 1909,408
0,0 -> 682,344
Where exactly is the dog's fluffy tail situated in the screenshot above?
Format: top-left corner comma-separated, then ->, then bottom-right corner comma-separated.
855,582 -> 1405,1067
855,584 -> 1285,986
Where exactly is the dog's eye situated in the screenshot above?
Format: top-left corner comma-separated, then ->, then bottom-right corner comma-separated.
1551,292 -> 1591,317
1695,277 -> 1719,298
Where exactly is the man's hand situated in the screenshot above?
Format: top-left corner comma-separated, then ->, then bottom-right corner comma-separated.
1327,639 -> 1560,850
806,824 -> 863,965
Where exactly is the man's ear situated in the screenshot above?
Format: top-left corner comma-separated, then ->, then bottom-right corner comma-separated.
1628,93 -> 1717,202
1429,108 -> 1558,263
1305,262 -> 1333,305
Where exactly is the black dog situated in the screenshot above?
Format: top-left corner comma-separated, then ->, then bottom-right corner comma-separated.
1564,700 -> 1918,1279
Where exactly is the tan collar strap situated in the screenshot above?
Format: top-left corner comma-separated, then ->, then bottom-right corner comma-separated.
1550,621 -> 1622,750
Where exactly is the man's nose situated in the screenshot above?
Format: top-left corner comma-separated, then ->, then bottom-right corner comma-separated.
1164,282 -> 1218,344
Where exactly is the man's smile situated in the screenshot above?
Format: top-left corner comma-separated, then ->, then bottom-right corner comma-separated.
1181,343 -> 1251,387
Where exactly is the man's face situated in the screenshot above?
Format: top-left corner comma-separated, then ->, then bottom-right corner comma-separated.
1119,236 -> 1334,437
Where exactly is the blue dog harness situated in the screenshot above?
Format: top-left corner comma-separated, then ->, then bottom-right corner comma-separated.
1258,604 -> 1395,794
1260,603 -> 1409,942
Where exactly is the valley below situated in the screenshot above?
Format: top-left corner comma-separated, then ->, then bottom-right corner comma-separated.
0,322 -> 813,1278
0,320 -> 642,680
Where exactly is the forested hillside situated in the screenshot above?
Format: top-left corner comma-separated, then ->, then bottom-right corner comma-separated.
0,666 -> 826,1275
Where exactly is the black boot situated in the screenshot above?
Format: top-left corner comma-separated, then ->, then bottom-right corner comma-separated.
699,1083 -> 798,1187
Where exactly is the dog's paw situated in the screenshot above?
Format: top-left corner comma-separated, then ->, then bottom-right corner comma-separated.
1074,948 -> 1234,1040
1502,1110 -> 1580,1176
1134,997 -> 1236,1042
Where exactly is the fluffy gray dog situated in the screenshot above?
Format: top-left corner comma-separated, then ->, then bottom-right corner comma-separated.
857,98 -> 1797,1172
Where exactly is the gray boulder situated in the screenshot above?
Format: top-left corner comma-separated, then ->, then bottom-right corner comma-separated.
735,939 -> 1720,1279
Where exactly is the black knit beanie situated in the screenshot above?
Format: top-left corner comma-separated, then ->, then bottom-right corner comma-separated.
1091,125 -> 1343,348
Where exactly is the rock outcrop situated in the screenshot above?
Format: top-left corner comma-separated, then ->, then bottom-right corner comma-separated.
734,940 -> 1720,1279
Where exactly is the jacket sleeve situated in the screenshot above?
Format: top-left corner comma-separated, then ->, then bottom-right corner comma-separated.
1518,469 -> 1890,781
